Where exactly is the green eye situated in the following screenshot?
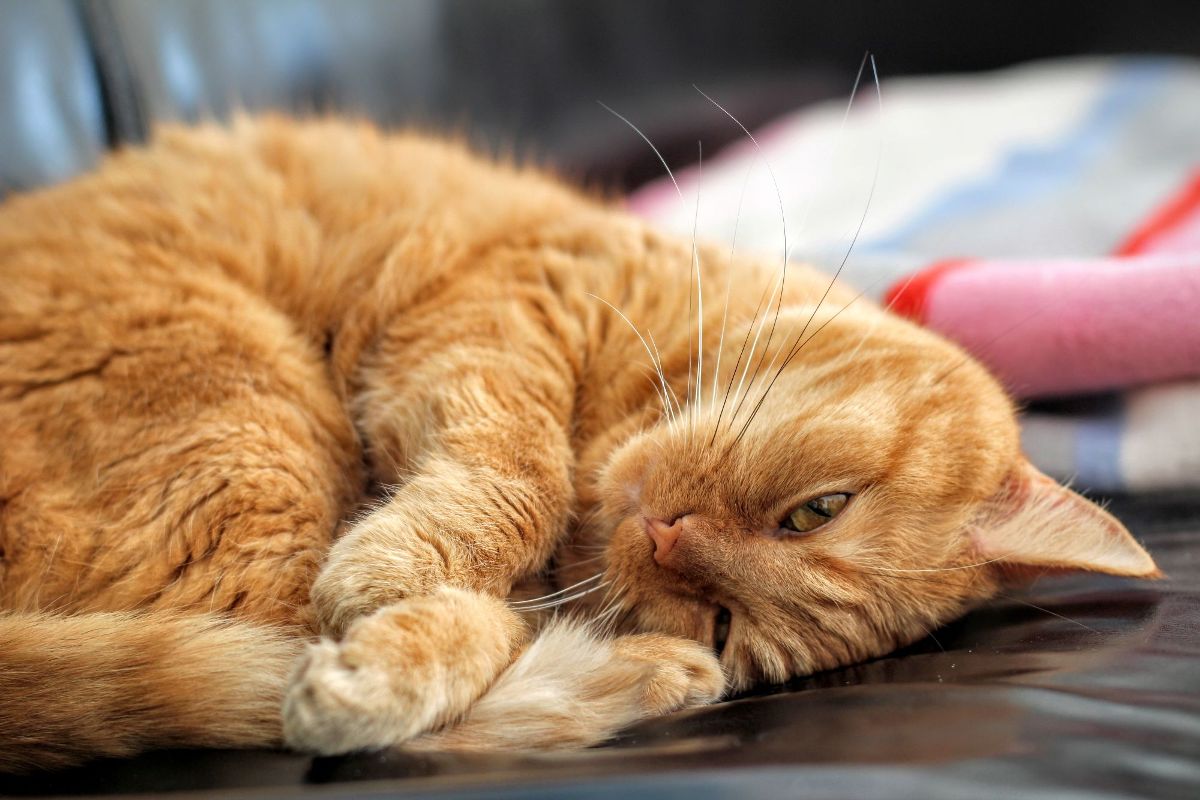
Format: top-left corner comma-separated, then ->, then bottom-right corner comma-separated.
782,493 -> 850,534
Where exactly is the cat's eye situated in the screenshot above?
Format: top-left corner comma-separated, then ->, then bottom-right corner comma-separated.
713,607 -> 732,656
781,493 -> 850,534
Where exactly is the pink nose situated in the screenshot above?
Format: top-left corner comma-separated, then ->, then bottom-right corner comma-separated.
644,516 -> 684,564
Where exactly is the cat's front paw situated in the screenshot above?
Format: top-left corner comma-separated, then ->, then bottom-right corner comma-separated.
309,521 -> 452,637
613,633 -> 726,715
282,587 -> 524,755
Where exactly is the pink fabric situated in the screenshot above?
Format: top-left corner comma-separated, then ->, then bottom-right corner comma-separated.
919,256 -> 1200,398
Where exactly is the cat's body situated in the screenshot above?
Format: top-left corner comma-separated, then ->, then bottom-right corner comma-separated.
0,118 -> 1157,771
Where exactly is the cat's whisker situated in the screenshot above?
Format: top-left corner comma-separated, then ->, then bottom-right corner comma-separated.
646,330 -> 683,420
837,271 -> 917,367
593,586 -> 629,636
729,55 -> 884,446
515,580 -> 612,613
710,162 -> 755,415
545,553 -> 608,576
855,567 -> 1101,636
1001,594 -> 1101,634
585,293 -> 678,427
509,572 -> 605,607
596,101 -> 682,202
710,275 -> 775,446
729,285 -> 871,447
915,621 -> 947,653
694,86 -> 790,437
867,554 -> 1013,573
689,140 -> 705,437
724,269 -> 786,430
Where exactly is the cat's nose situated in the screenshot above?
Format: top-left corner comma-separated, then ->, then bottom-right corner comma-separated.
644,515 -> 685,565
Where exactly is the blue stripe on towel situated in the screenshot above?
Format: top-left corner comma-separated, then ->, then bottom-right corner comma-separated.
1074,406 -> 1127,491
862,61 -> 1170,253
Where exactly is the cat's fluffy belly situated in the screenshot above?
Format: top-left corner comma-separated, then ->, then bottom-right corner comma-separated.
0,117 -> 1157,770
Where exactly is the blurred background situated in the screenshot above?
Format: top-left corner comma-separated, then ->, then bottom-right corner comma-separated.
5,0 -> 1200,193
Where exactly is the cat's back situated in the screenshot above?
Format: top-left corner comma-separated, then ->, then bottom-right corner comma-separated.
0,118 -> 552,326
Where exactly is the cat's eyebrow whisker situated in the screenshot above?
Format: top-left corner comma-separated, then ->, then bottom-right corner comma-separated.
790,51 -> 873,261
773,54 -> 881,373
646,330 -> 683,420
596,101 -> 683,203
711,54 -> 871,447
724,268 -> 785,431
585,293 -> 678,428
729,284 -> 871,448
729,55 -> 884,447
695,86 -> 790,438
836,269 -> 917,368
710,273 -> 775,447
783,276 -> 913,434
685,141 -> 705,438
710,161 -> 755,415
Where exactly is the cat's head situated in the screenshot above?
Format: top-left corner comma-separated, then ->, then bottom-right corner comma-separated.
583,304 -> 1158,690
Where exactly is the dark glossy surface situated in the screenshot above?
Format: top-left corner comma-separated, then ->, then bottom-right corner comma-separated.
3,493 -> 1198,799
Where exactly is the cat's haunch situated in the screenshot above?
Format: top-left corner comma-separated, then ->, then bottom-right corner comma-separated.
0,117 -> 1157,771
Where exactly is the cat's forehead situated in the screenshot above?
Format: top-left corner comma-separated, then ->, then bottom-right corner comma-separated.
644,361 -> 1017,514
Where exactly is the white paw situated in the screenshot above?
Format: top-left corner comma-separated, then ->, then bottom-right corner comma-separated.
281,589 -> 522,756
281,638 -> 429,755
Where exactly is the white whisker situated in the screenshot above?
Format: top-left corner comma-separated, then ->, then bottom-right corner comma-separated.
690,141 -> 705,431
509,572 -> 604,606
730,54 -> 885,445
586,293 -> 677,427
710,162 -> 754,410
596,101 -> 683,202
515,581 -> 612,613
695,86 -> 789,432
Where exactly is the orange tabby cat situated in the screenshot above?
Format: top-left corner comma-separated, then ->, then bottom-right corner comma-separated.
0,117 -> 1158,771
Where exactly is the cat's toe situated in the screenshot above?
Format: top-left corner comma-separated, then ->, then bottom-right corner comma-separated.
615,634 -> 726,715
282,588 -> 525,756
282,638 -> 423,755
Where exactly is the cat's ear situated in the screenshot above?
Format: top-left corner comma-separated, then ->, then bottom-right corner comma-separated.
969,460 -> 1160,578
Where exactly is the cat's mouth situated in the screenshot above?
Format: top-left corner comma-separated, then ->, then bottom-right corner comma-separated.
712,606 -> 732,656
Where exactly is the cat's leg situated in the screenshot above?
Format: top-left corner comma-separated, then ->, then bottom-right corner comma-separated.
286,302 -> 578,750
311,304 -> 578,634
411,624 -> 725,751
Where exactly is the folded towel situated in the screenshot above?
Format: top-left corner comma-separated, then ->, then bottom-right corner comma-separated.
884,254 -> 1200,399
629,57 -> 1200,492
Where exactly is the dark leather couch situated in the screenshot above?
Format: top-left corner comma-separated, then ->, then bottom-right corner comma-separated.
3,2 -> 1200,797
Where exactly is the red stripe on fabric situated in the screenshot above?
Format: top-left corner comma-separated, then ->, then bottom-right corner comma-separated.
1115,169 -> 1200,256
883,259 -> 973,324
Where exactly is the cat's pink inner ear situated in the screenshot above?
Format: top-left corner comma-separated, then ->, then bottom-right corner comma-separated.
969,460 -> 1161,578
